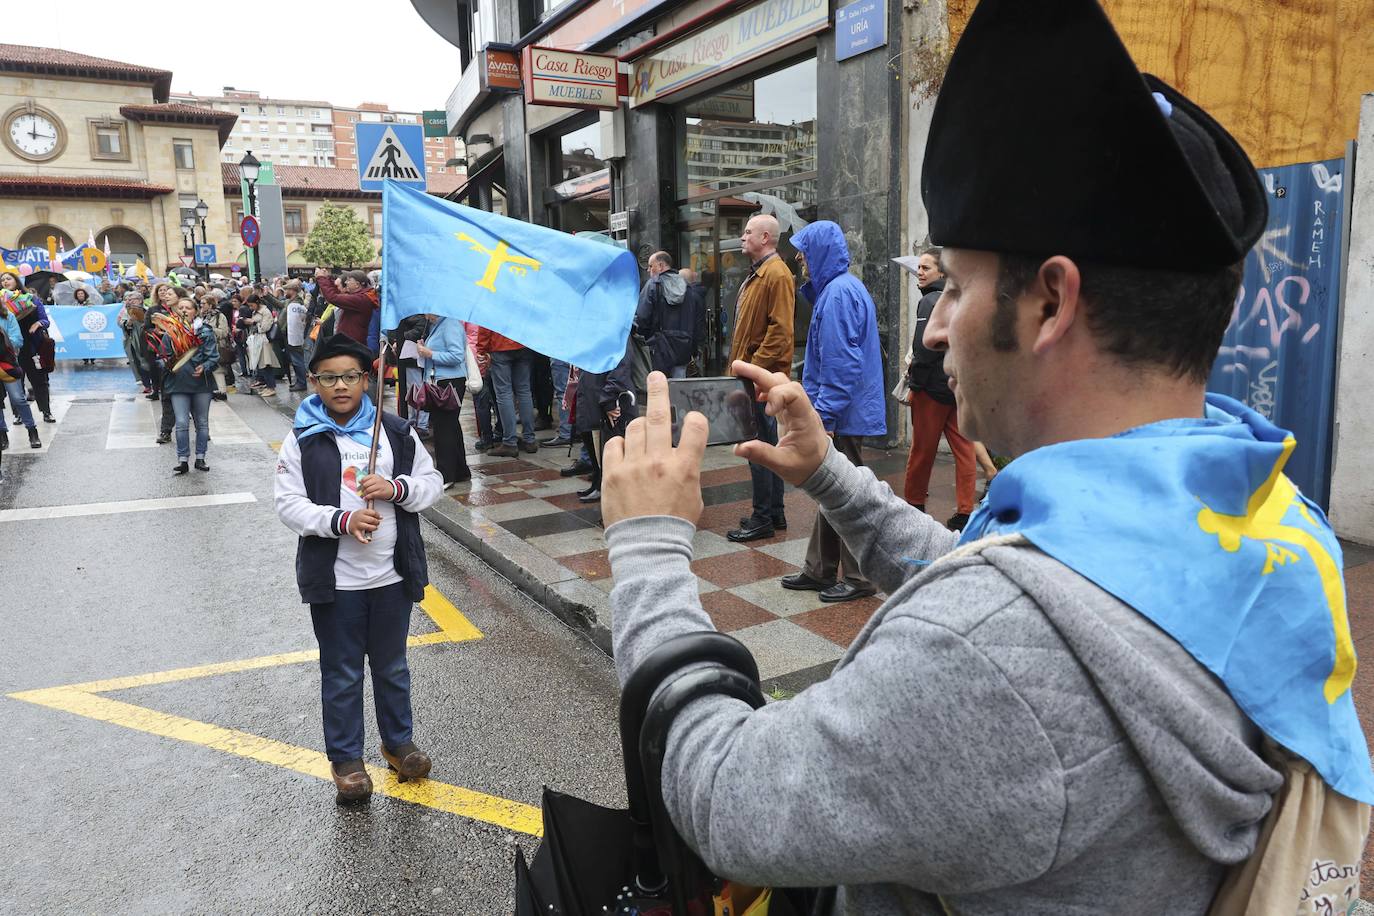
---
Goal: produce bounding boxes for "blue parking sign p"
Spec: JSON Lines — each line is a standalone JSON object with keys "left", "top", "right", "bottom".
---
{"left": 194, "top": 243, "right": 216, "bottom": 265}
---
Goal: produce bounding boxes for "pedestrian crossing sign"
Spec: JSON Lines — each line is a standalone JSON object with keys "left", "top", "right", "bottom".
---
{"left": 355, "top": 123, "right": 427, "bottom": 191}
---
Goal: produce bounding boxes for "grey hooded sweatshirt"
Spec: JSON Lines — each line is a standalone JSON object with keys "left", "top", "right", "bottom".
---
{"left": 606, "top": 447, "right": 1283, "bottom": 914}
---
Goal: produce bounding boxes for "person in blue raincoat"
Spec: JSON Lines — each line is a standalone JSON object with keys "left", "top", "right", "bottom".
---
{"left": 780, "top": 219, "right": 887, "bottom": 604}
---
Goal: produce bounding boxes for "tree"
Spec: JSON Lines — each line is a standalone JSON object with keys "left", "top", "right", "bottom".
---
{"left": 300, "top": 201, "right": 374, "bottom": 268}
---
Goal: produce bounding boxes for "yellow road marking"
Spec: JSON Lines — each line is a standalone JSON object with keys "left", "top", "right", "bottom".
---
{"left": 6, "top": 587, "right": 544, "bottom": 836}
{"left": 268, "top": 440, "right": 282, "bottom": 451}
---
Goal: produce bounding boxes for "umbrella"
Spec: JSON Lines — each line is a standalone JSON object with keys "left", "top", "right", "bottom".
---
{"left": 63, "top": 269, "right": 93, "bottom": 281}
{"left": 21, "top": 269, "right": 68, "bottom": 302}
{"left": 514, "top": 632, "right": 828, "bottom": 916}
{"left": 209, "top": 273, "right": 227, "bottom": 281}
{"left": 50, "top": 279, "right": 99, "bottom": 305}
{"left": 170, "top": 266, "right": 199, "bottom": 279}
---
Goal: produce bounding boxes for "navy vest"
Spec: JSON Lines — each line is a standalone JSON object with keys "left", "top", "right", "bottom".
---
{"left": 293, "top": 412, "right": 428, "bottom": 604}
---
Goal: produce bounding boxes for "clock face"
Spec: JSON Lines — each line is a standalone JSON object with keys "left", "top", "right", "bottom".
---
{"left": 8, "top": 112, "right": 60, "bottom": 159}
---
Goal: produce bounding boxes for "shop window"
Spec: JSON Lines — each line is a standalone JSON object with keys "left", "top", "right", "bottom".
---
{"left": 544, "top": 116, "right": 609, "bottom": 233}
{"left": 678, "top": 57, "right": 816, "bottom": 198}
{"left": 88, "top": 119, "right": 128, "bottom": 161}
{"left": 674, "top": 57, "right": 819, "bottom": 374}
{"left": 173, "top": 139, "right": 195, "bottom": 169}
{"left": 284, "top": 208, "right": 305, "bottom": 234}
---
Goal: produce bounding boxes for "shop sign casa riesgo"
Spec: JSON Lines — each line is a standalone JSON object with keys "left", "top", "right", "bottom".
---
{"left": 522, "top": 46, "right": 620, "bottom": 109}
{"left": 630, "top": 0, "right": 829, "bottom": 107}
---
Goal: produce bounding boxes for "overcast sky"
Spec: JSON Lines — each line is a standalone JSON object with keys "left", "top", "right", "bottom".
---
{"left": 8, "top": 0, "right": 463, "bottom": 113}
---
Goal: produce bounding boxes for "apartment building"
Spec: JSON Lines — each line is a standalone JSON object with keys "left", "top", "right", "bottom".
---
{"left": 171, "top": 88, "right": 335, "bottom": 167}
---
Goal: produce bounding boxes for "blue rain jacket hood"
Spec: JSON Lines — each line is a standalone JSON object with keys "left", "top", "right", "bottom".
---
{"left": 793, "top": 221, "right": 887, "bottom": 437}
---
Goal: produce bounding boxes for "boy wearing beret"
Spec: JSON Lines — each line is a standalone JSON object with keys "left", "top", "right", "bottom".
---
{"left": 274, "top": 333, "right": 444, "bottom": 803}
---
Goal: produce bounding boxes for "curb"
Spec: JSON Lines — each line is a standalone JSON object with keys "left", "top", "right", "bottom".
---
{"left": 258, "top": 391, "right": 615, "bottom": 653}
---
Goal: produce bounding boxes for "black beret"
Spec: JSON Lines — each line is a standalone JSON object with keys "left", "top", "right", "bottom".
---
{"left": 921, "top": 0, "right": 1266, "bottom": 271}
{"left": 308, "top": 333, "right": 374, "bottom": 372}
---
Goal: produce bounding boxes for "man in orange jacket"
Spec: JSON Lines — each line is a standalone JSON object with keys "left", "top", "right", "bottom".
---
{"left": 727, "top": 213, "right": 795, "bottom": 542}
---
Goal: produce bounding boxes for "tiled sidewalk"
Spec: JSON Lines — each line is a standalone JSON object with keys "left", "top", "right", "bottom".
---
{"left": 430, "top": 410, "right": 973, "bottom": 688}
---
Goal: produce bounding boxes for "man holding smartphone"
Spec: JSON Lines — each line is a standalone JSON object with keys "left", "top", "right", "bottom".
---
{"left": 593, "top": 0, "right": 1372, "bottom": 908}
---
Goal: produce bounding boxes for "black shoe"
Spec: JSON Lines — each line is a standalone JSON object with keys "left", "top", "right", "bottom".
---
{"left": 194, "top": 459, "right": 210, "bottom": 472}
{"left": 534, "top": 416, "right": 552, "bottom": 432}
{"left": 0, "top": 430, "right": 6, "bottom": 450}
{"left": 519, "top": 439, "right": 538, "bottom": 454}
{"left": 156, "top": 433, "right": 171, "bottom": 445}
{"left": 946, "top": 512, "right": 970, "bottom": 531}
{"left": 819, "top": 582, "right": 877, "bottom": 603}
{"left": 578, "top": 487, "right": 601, "bottom": 503}
{"left": 541, "top": 435, "right": 573, "bottom": 448}
{"left": 560, "top": 459, "right": 594, "bottom": 478}
{"left": 211, "top": 392, "right": 228, "bottom": 401}
{"left": 41, "top": 413, "right": 54, "bottom": 423}
{"left": 740, "top": 514, "right": 788, "bottom": 531}
{"left": 727, "top": 517, "right": 775, "bottom": 543}
{"left": 27, "top": 427, "right": 40, "bottom": 448}
{"left": 173, "top": 461, "right": 189, "bottom": 475}
{"left": 781, "top": 572, "right": 835, "bottom": 592}
{"left": 145, "top": 392, "right": 159, "bottom": 400}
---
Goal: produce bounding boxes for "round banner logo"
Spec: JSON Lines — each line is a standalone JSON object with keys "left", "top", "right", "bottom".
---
{"left": 81, "top": 311, "right": 108, "bottom": 333}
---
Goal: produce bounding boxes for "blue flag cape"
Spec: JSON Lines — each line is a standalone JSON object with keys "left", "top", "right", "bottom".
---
{"left": 293, "top": 393, "right": 376, "bottom": 449}
{"left": 960, "top": 394, "right": 1373, "bottom": 803}
{"left": 380, "top": 179, "right": 639, "bottom": 373}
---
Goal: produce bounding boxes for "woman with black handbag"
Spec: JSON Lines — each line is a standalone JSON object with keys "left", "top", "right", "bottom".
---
{"left": 415, "top": 316, "right": 471, "bottom": 488}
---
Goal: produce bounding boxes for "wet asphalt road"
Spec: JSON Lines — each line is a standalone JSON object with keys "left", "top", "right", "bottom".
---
{"left": 0, "top": 363, "right": 624, "bottom": 914}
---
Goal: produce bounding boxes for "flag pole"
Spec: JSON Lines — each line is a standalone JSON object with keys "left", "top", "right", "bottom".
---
{"left": 363, "top": 339, "right": 389, "bottom": 544}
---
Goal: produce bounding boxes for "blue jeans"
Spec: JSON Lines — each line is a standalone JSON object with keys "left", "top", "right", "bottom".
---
{"left": 170, "top": 391, "right": 211, "bottom": 460}
{"left": 0, "top": 378, "right": 35, "bottom": 430}
{"left": 489, "top": 348, "right": 536, "bottom": 446}
{"left": 286, "top": 345, "right": 307, "bottom": 388}
{"left": 309, "top": 582, "right": 414, "bottom": 762}
{"left": 255, "top": 365, "right": 277, "bottom": 391}
{"left": 749, "top": 402, "right": 785, "bottom": 521}
{"left": 550, "top": 358, "right": 572, "bottom": 440}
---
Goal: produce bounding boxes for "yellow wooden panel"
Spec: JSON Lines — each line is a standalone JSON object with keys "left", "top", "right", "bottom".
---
{"left": 944, "top": 0, "right": 1374, "bottom": 166}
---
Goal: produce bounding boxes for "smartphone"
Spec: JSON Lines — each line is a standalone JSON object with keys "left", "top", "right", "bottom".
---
{"left": 668, "top": 377, "right": 760, "bottom": 447}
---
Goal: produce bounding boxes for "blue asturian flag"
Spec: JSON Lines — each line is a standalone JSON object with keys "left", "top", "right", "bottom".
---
{"left": 960, "top": 394, "right": 1374, "bottom": 803}
{"left": 380, "top": 180, "right": 639, "bottom": 373}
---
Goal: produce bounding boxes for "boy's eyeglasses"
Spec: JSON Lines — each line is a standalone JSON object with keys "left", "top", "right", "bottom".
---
{"left": 310, "top": 370, "right": 367, "bottom": 388}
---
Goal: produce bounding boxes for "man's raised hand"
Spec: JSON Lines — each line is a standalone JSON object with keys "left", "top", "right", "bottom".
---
{"left": 731, "top": 360, "right": 831, "bottom": 486}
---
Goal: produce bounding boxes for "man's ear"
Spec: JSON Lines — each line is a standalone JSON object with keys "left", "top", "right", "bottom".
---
{"left": 1030, "top": 256, "right": 1082, "bottom": 356}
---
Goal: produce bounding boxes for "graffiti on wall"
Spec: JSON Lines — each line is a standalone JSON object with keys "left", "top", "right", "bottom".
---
{"left": 1208, "top": 158, "right": 1345, "bottom": 508}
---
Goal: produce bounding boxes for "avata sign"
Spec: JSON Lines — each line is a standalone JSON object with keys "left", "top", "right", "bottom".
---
{"left": 521, "top": 46, "right": 619, "bottom": 110}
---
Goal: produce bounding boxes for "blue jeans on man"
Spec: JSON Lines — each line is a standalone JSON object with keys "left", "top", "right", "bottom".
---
{"left": 170, "top": 391, "right": 211, "bottom": 460}
{"left": 309, "top": 582, "right": 414, "bottom": 762}
{"left": 489, "top": 348, "right": 536, "bottom": 446}
{"left": 286, "top": 345, "right": 308, "bottom": 389}
{"left": 550, "top": 358, "right": 572, "bottom": 441}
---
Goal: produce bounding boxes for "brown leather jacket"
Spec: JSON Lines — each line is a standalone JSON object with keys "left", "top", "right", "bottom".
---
{"left": 728, "top": 252, "right": 795, "bottom": 375}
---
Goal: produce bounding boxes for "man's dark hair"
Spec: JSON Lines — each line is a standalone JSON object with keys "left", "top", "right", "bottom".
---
{"left": 995, "top": 254, "right": 1243, "bottom": 381}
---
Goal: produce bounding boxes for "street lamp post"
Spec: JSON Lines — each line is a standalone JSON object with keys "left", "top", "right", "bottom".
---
{"left": 181, "top": 216, "right": 196, "bottom": 277}
{"left": 239, "top": 151, "right": 261, "bottom": 283}
{"left": 195, "top": 198, "right": 210, "bottom": 283}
